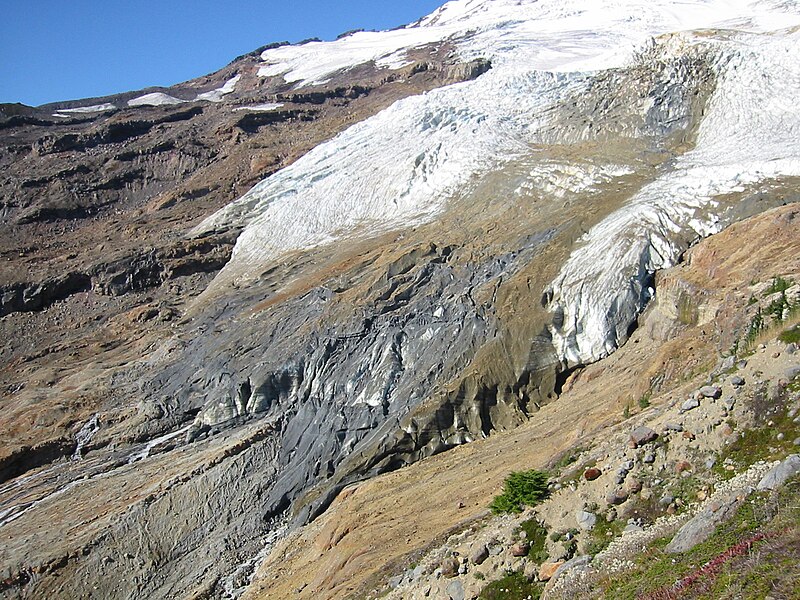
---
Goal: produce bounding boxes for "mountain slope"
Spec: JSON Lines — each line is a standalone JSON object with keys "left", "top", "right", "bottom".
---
{"left": 1, "top": 1, "right": 800, "bottom": 599}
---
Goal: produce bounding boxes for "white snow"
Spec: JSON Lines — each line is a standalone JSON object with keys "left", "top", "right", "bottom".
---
{"left": 548, "top": 27, "right": 800, "bottom": 365}
{"left": 128, "top": 92, "right": 186, "bottom": 107}
{"left": 195, "top": 68, "right": 588, "bottom": 288}
{"left": 55, "top": 103, "right": 117, "bottom": 114}
{"left": 199, "top": 0, "right": 800, "bottom": 367}
{"left": 233, "top": 103, "right": 285, "bottom": 112}
{"left": 257, "top": 0, "right": 800, "bottom": 87}
{"left": 127, "top": 424, "right": 193, "bottom": 463}
{"left": 197, "top": 74, "right": 241, "bottom": 102}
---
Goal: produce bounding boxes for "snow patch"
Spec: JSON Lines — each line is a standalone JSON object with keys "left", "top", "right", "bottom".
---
{"left": 55, "top": 103, "right": 117, "bottom": 115}
{"left": 197, "top": 74, "right": 241, "bottom": 102}
{"left": 233, "top": 103, "right": 285, "bottom": 112}
{"left": 128, "top": 92, "right": 186, "bottom": 107}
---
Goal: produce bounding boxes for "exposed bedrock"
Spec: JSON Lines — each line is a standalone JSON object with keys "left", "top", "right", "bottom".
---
{"left": 137, "top": 232, "right": 563, "bottom": 529}
{"left": 0, "top": 272, "right": 91, "bottom": 317}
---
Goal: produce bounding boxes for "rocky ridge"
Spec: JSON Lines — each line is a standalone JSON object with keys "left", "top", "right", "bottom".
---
{"left": 381, "top": 335, "right": 800, "bottom": 599}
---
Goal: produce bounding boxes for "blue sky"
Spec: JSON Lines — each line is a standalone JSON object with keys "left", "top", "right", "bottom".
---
{"left": 0, "top": 1, "right": 444, "bottom": 107}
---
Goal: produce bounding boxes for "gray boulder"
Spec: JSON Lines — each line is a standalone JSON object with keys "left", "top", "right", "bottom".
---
{"left": 576, "top": 510, "right": 597, "bottom": 531}
{"left": 630, "top": 426, "right": 658, "bottom": 447}
{"left": 551, "top": 555, "right": 592, "bottom": 582}
{"left": 665, "top": 491, "right": 749, "bottom": 553}
{"left": 680, "top": 398, "right": 700, "bottom": 412}
{"left": 446, "top": 579, "right": 465, "bottom": 600}
{"left": 698, "top": 385, "right": 722, "bottom": 399}
{"left": 757, "top": 455, "right": 800, "bottom": 491}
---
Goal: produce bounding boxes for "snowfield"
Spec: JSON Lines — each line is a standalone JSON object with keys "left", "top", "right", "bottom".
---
{"left": 128, "top": 92, "right": 186, "bottom": 107}
{"left": 197, "top": 0, "right": 800, "bottom": 366}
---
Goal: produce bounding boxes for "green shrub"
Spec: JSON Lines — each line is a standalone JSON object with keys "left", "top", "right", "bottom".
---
{"left": 519, "top": 518, "right": 549, "bottom": 562}
{"left": 490, "top": 470, "right": 550, "bottom": 514}
{"left": 479, "top": 571, "right": 543, "bottom": 600}
{"left": 766, "top": 293, "right": 791, "bottom": 322}
{"left": 747, "top": 309, "right": 765, "bottom": 343}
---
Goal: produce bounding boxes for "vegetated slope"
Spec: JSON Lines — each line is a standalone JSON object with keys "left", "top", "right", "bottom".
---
{"left": 1, "top": 1, "right": 800, "bottom": 599}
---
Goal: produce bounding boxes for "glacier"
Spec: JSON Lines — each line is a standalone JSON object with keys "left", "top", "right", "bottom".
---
{"left": 548, "top": 27, "right": 800, "bottom": 365}
{"left": 198, "top": 0, "right": 800, "bottom": 369}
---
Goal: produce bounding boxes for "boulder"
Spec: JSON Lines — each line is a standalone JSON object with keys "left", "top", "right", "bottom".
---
{"left": 576, "top": 510, "right": 597, "bottom": 531}
{"left": 680, "top": 398, "right": 700, "bottom": 412}
{"left": 666, "top": 491, "right": 748, "bottom": 553}
{"left": 584, "top": 467, "right": 602, "bottom": 481}
{"left": 659, "top": 494, "right": 675, "bottom": 507}
{"left": 698, "top": 385, "right": 722, "bottom": 399}
{"left": 606, "top": 488, "right": 629, "bottom": 505}
{"left": 629, "top": 426, "right": 658, "bottom": 447}
{"left": 730, "top": 375, "right": 745, "bottom": 387}
{"left": 549, "top": 556, "right": 592, "bottom": 583}
{"left": 757, "top": 455, "right": 800, "bottom": 491}
{"left": 469, "top": 544, "right": 489, "bottom": 565}
{"left": 446, "top": 579, "right": 465, "bottom": 600}
{"left": 510, "top": 541, "right": 530, "bottom": 557}
{"left": 626, "top": 478, "right": 642, "bottom": 494}
{"left": 440, "top": 556, "right": 460, "bottom": 578}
